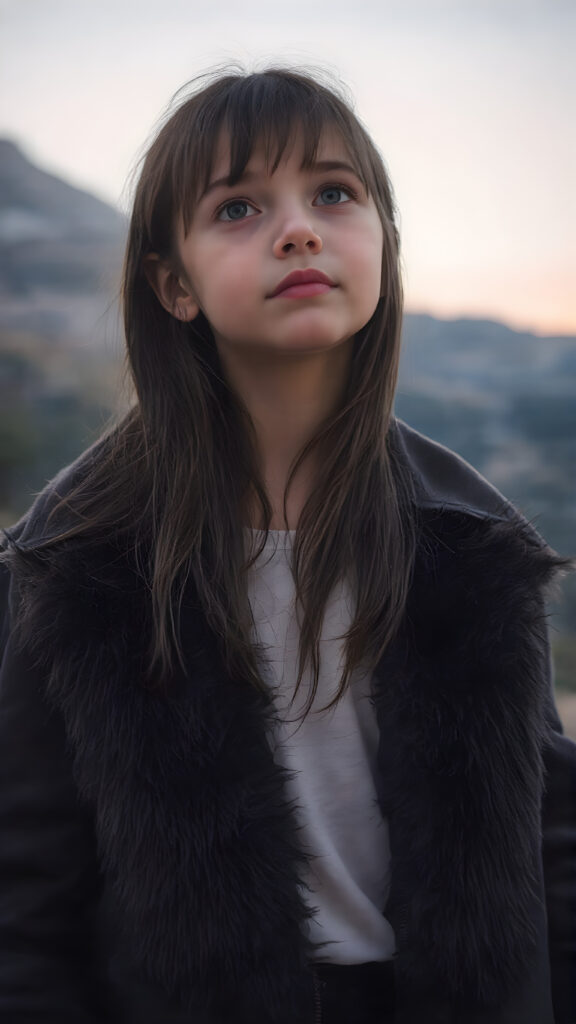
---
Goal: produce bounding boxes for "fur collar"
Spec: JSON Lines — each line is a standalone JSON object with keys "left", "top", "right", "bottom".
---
{"left": 3, "top": 504, "right": 563, "bottom": 1021}
{"left": 373, "top": 510, "right": 559, "bottom": 1018}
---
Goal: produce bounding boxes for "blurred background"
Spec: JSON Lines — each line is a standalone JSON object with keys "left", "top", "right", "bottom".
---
{"left": 0, "top": 0, "right": 574, "bottom": 723}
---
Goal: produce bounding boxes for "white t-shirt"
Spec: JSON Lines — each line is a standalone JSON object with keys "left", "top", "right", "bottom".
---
{"left": 245, "top": 529, "right": 395, "bottom": 964}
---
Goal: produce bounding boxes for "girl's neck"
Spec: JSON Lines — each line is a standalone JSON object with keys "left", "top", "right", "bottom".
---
{"left": 218, "top": 340, "right": 353, "bottom": 530}
{"left": 244, "top": 461, "right": 318, "bottom": 531}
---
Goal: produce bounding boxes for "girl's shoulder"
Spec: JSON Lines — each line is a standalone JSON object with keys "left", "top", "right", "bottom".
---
{"left": 0, "top": 434, "right": 139, "bottom": 654}
{"left": 1, "top": 432, "right": 118, "bottom": 556}
{"left": 393, "top": 417, "right": 526, "bottom": 527}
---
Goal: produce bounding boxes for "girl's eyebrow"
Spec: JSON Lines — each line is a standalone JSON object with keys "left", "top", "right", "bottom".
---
{"left": 201, "top": 160, "right": 361, "bottom": 200}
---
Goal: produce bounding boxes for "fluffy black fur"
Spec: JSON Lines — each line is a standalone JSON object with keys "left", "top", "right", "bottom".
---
{"left": 1, "top": 506, "right": 568, "bottom": 1023}
{"left": 374, "top": 513, "right": 561, "bottom": 1015}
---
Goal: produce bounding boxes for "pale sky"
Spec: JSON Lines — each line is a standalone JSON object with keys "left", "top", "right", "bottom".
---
{"left": 0, "top": 0, "right": 574, "bottom": 335}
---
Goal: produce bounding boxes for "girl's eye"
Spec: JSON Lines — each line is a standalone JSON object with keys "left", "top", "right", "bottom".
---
{"left": 315, "top": 185, "right": 355, "bottom": 206}
{"left": 217, "top": 200, "right": 258, "bottom": 222}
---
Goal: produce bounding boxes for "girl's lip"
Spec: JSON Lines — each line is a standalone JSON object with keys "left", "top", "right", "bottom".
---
{"left": 275, "top": 282, "right": 332, "bottom": 299}
{"left": 269, "top": 269, "right": 335, "bottom": 298}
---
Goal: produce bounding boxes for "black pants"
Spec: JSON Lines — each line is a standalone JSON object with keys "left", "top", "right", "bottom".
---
{"left": 312, "top": 960, "right": 396, "bottom": 1023}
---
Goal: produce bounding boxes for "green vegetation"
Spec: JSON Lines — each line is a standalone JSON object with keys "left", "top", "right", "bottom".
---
{"left": 0, "top": 332, "right": 115, "bottom": 521}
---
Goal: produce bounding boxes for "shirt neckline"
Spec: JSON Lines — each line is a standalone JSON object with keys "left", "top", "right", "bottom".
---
{"left": 245, "top": 527, "right": 295, "bottom": 548}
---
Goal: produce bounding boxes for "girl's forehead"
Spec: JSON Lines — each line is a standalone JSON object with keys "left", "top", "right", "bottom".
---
{"left": 206, "top": 126, "right": 357, "bottom": 185}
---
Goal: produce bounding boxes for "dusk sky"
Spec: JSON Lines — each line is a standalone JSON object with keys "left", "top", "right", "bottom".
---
{"left": 0, "top": 0, "right": 574, "bottom": 335}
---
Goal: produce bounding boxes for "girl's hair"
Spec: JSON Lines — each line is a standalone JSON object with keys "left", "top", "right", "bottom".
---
{"left": 49, "top": 66, "right": 417, "bottom": 718}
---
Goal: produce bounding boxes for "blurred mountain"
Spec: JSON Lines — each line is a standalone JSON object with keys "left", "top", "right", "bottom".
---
{"left": 400, "top": 314, "right": 576, "bottom": 397}
{"left": 0, "top": 138, "right": 123, "bottom": 241}
{"left": 396, "top": 314, "right": 575, "bottom": 564}
{"left": 0, "top": 138, "right": 126, "bottom": 342}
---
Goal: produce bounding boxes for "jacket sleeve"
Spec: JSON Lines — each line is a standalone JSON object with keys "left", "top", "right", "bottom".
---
{"left": 0, "top": 561, "right": 104, "bottom": 1023}
{"left": 542, "top": 641, "right": 576, "bottom": 1024}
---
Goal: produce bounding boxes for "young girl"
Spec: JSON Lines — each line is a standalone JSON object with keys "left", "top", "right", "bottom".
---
{"left": 0, "top": 67, "right": 574, "bottom": 1024}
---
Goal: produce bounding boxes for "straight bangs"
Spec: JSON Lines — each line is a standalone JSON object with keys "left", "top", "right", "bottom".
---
{"left": 141, "top": 69, "right": 394, "bottom": 252}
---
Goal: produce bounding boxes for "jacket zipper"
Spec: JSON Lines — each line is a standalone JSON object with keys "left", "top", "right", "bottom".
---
{"left": 312, "top": 969, "right": 323, "bottom": 1023}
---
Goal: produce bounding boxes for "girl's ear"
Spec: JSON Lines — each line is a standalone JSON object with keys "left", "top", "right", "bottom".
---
{"left": 143, "top": 254, "right": 199, "bottom": 321}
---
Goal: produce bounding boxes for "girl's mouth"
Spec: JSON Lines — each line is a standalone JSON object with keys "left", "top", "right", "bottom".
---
{"left": 269, "top": 269, "right": 335, "bottom": 299}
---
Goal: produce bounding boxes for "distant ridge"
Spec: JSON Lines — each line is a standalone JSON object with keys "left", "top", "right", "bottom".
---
{"left": 0, "top": 139, "right": 124, "bottom": 238}
{"left": 0, "top": 138, "right": 125, "bottom": 299}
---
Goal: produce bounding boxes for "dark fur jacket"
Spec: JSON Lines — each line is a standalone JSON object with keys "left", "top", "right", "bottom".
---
{"left": 0, "top": 420, "right": 575, "bottom": 1024}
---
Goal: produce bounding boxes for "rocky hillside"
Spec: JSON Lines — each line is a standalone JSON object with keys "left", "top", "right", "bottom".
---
{"left": 0, "top": 139, "right": 126, "bottom": 342}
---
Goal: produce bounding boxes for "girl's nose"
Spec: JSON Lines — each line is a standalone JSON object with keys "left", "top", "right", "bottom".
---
{"left": 272, "top": 217, "right": 323, "bottom": 258}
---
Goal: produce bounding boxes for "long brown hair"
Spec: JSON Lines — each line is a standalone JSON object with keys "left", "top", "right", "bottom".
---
{"left": 49, "top": 66, "right": 417, "bottom": 717}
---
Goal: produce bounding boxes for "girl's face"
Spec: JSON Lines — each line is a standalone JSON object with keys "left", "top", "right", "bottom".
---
{"left": 162, "top": 129, "right": 383, "bottom": 362}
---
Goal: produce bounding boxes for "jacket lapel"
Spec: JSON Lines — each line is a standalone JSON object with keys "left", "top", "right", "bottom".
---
{"left": 15, "top": 541, "right": 317, "bottom": 1021}
{"left": 373, "top": 509, "right": 559, "bottom": 1018}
